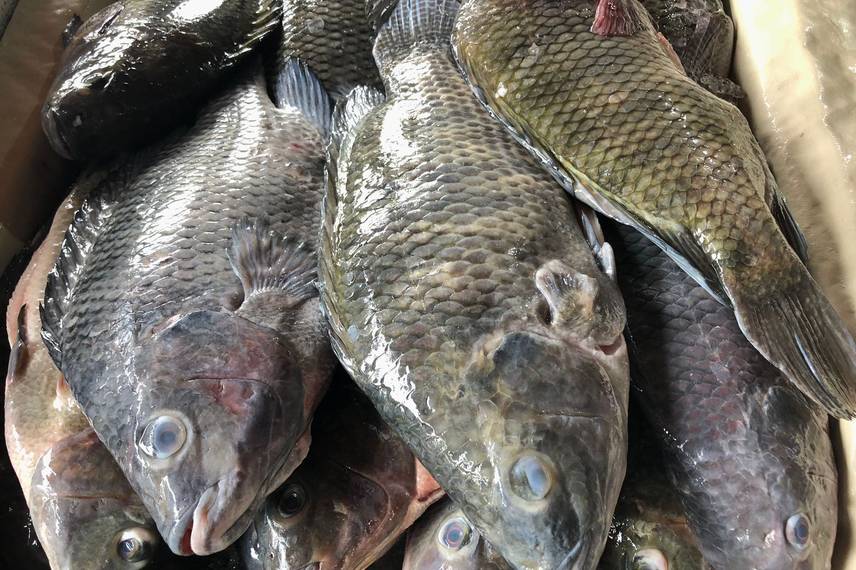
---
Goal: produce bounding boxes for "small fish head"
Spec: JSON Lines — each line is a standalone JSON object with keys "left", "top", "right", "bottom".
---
{"left": 464, "top": 322, "right": 629, "bottom": 569}
{"left": 29, "top": 429, "right": 161, "bottom": 570}
{"left": 127, "top": 311, "right": 306, "bottom": 556}
{"left": 601, "top": 511, "right": 710, "bottom": 569}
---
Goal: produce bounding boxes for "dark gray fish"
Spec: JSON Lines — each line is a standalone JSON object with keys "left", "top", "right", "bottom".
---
{"left": 319, "top": 0, "right": 630, "bottom": 567}
{"left": 241, "top": 379, "right": 443, "bottom": 570}
{"left": 403, "top": 500, "right": 511, "bottom": 570}
{"left": 276, "top": 0, "right": 382, "bottom": 100}
{"left": 40, "top": 59, "right": 335, "bottom": 556}
{"left": 42, "top": 0, "right": 281, "bottom": 160}
{"left": 609, "top": 223, "right": 837, "bottom": 569}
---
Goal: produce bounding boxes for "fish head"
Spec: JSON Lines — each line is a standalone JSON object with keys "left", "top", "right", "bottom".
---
{"left": 126, "top": 311, "right": 308, "bottom": 556}
{"left": 29, "top": 429, "right": 161, "bottom": 570}
{"left": 402, "top": 501, "right": 510, "bottom": 569}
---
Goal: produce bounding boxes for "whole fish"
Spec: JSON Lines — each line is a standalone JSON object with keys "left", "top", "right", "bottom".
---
{"left": 599, "top": 412, "right": 709, "bottom": 570}
{"left": 242, "top": 380, "right": 443, "bottom": 570}
{"left": 5, "top": 188, "right": 162, "bottom": 570}
{"left": 277, "top": 0, "right": 382, "bottom": 100}
{"left": 402, "top": 501, "right": 511, "bottom": 570}
{"left": 40, "top": 59, "right": 335, "bottom": 555}
{"left": 42, "top": 0, "right": 281, "bottom": 160}
{"left": 638, "top": 0, "right": 740, "bottom": 100}
{"left": 319, "top": 0, "right": 630, "bottom": 567}
{"left": 452, "top": 0, "right": 856, "bottom": 419}
{"left": 610, "top": 223, "right": 838, "bottom": 569}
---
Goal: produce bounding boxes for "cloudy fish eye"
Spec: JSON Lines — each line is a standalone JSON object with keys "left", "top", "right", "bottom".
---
{"left": 139, "top": 415, "right": 187, "bottom": 459}
{"left": 632, "top": 548, "right": 669, "bottom": 570}
{"left": 439, "top": 517, "right": 471, "bottom": 551}
{"left": 509, "top": 452, "right": 552, "bottom": 501}
{"left": 115, "top": 527, "right": 157, "bottom": 568}
{"left": 785, "top": 513, "right": 811, "bottom": 550}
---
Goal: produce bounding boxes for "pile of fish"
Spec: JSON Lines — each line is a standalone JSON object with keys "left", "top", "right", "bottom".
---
{"left": 0, "top": 0, "right": 851, "bottom": 568}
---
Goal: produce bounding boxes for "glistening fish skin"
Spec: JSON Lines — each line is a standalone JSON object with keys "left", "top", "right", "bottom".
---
{"left": 403, "top": 501, "right": 511, "bottom": 570}
{"left": 242, "top": 380, "right": 443, "bottom": 570}
{"left": 610, "top": 223, "right": 837, "bottom": 570}
{"left": 5, "top": 189, "right": 161, "bottom": 570}
{"left": 277, "top": 0, "right": 382, "bottom": 100}
{"left": 41, "top": 60, "right": 335, "bottom": 556}
{"left": 452, "top": 0, "right": 856, "bottom": 419}
{"left": 319, "top": 1, "right": 630, "bottom": 568}
{"left": 42, "top": 0, "right": 280, "bottom": 160}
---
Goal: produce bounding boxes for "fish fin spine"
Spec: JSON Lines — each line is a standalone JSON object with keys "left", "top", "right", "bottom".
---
{"left": 373, "top": 0, "right": 460, "bottom": 75}
{"left": 272, "top": 58, "right": 333, "bottom": 139}
{"left": 591, "top": 0, "right": 648, "bottom": 37}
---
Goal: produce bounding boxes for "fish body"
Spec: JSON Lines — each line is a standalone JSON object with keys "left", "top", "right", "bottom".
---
{"left": 41, "top": 60, "right": 335, "bottom": 555}
{"left": 319, "top": 1, "right": 630, "bottom": 568}
{"left": 610, "top": 223, "right": 837, "bottom": 569}
{"left": 242, "top": 380, "right": 443, "bottom": 570}
{"left": 403, "top": 501, "right": 511, "bottom": 570}
{"left": 5, "top": 189, "right": 161, "bottom": 570}
{"left": 452, "top": 0, "right": 856, "bottom": 419}
{"left": 277, "top": 0, "right": 382, "bottom": 99}
{"left": 42, "top": 0, "right": 280, "bottom": 160}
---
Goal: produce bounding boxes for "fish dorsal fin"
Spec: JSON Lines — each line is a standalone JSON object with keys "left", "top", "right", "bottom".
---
{"left": 591, "top": 0, "right": 650, "bottom": 37}
{"left": 227, "top": 218, "right": 316, "bottom": 307}
{"left": 271, "top": 58, "right": 333, "bottom": 140}
{"left": 373, "top": 0, "right": 460, "bottom": 76}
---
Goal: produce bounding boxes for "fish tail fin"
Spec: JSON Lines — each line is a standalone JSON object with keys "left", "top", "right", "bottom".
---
{"left": 591, "top": 0, "right": 650, "bottom": 37}
{"left": 373, "top": 0, "right": 460, "bottom": 76}
{"left": 227, "top": 217, "right": 317, "bottom": 307}
{"left": 731, "top": 259, "right": 856, "bottom": 419}
{"left": 271, "top": 57, "right": 332, "bottom": 139}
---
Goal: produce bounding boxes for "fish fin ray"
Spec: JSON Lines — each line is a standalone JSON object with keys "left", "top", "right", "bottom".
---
{"left": 230, "top": 0, "right": 281, "bottom": 57}
{"left": 227, "top": 218, "right": 316, "bottom": 305}
{"left": 576, "top": 204, "right": 617, "bottom": 281}
{"left": 592, "top": 0, "right": 649, "bottom": 37}
{"left": 272, "top": 58, "right": 332, "bottom": 139}
{"left": 373, "top": 0, "right": 460, "bottom": 76}
{"left": 761, "top": 161, "right": 809, "bottom": 263}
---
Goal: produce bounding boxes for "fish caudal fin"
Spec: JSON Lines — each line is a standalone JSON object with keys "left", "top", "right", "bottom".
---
{"left": 227, "top": 218, "right": 317, "bottom": 308}
{"left": 591, "top": 0, "right": 649, "bottom": 37}
{"left": 732, "top": 263, "right": 856, "bottom": 419}
{"left": 272, "top": 58, "right": 332, "bottom": 140}
{"left": 373, "top": 0, "right": 460, "bottom": 76}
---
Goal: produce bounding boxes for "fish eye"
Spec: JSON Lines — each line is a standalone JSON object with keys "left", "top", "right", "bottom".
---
{"left": 632, "top": 548, "right": 669, "bottom": 570}
{"left": 115, "top": 527, "right": 157, "bottom": 568}
{"left": 438, "top": 517, "right": 471, "bottom": 551}
{"left": 785, "top": 513, "right": 811, "bottom": 550}
{"left": 277, "top": 483, "right": 307, "bottom": 518}
{"left": 509, "top": 452, "right": 553, "bottom": 501}
{"left": 139, "top": 415, "right": 187, "bottom": 459}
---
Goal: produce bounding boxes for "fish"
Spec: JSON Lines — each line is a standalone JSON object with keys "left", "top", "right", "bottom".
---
{"left": 598, "top": 411, "right": 710, "bottom": 570}
{"left": 40, "top": 58, "right": 335, "bottom": 556}
{"left": 609, "top": 222, "right": 838, "bottom": 569}
{"left": 42, "top": 0, "right": 281, "bottom": 160}
{"left": 5, "top": 188, "right": 162, "bottom": 570}
{"left": 638, "top": 0, "right": 741, "bottom": 101}
{"left": 451, "top": 0, "right": 856, "bottom": 419}
{"left": 242, "top": 379, "right": 443, "bottom": 570}
{"left": 319, "top": 0, "right": 630, "bottom": 567}
{"left": 276, "top": 0, "right": 382, "bottom": 100}
{"left": 402, "top": 500, "right": 511, "bottom": 570}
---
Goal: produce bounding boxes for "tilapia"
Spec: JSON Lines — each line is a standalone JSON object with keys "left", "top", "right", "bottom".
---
{"left": 319, "top": 1, "right": 630, "bottom": 567}
{"left": 610, "top": 223, "right": 837, "bottom": 569}
{"left": 242, "top": 380, "right": 443, "bottom": 570}
{"left": 402, "top": 501, "right": 511, "bottom": 570}
{"left": 5, "top": 189, "right": 161, "bottom": 570}
{"left": 276, "top": 0, "right": 382, "bottom": 100}
{"left": 40, "top": 59, "right": 335, "bottom": 555}
{"left": 452, "top": 0, "right": 856, "bottom": 419}
{"left": 42, "top": 0, "right": 281, "bottom": 160}
{"left": 638, "top": 0, "right": 740, "bottom": 100}
{"left": 599, "top": 412, "right": 709, "bottom": 570}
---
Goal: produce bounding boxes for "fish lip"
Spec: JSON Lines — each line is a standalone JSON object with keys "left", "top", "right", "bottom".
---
{"left": 41, "top": 105, "right": 74, "bottom": 160}
{"left": 166, "top": 503, "right": 196, "bottom": 556}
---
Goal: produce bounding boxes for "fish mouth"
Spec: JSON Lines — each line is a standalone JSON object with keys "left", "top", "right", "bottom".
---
{"left": 166, "top": 478, "right": 245, "bottom": 556}
{"left": 41, "top": 105, "right": 74, "bottom": 160}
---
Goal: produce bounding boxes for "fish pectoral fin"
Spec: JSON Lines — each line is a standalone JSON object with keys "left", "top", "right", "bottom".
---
{"left": 227, "top": 218, "right": 317, "bottom": 307}
{"left": 61, "top": 14, "right": 83, "bottom": 48}
{"left": 591, "top": 0, "right": 650, "bottom": 37}
{"left": 576, "top": 204, "right": 617, "bottom": 281}
{"left": 272, "top": 58, "right": 332, "bottom": 140}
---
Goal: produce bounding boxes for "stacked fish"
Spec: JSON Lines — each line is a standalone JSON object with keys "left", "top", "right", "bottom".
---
{"left": 1, "top": 0, "right": 850, "bottom": 568}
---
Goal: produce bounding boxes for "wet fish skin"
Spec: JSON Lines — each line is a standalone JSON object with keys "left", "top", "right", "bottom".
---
{"left": 452, "top": 0, "right": 856, "bottom": 419}
{"left": 41, "top": 59, "right": 335, "bottom": 556}
{"left": 277, "top": 0, "right": 382, "bottom": 100}
{"left": 242, "top": 380, "right": 443, "bottom": 570}
{"left": 403, "top": 500, "right": 511, "bottom": 570}
{"left": 5, "top": 189, "right": 162, "bottom": 570}
{"left": 320, "top": 1, "right": 630, "bottom": 568}
{"left": 609, "top": 223, "right": 837, "bottom": 569}
{"left": 42, "top": 0, "right": 280, "bottom": 160}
